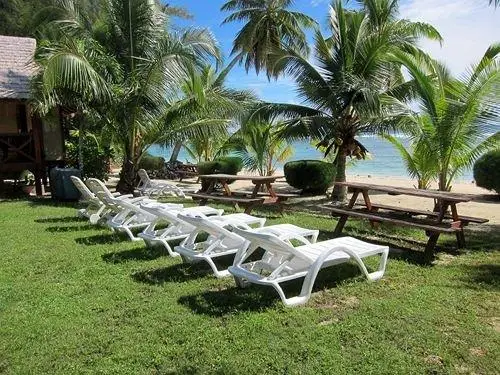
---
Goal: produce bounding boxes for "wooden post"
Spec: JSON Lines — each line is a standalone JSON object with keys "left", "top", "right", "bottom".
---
{"left": 31, "top": 111, "right": 44, "bottom": 196}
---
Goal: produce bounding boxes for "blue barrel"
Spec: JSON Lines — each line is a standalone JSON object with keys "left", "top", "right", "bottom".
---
{"left": 50, "top": 168, "right": 82, "bottom": 201}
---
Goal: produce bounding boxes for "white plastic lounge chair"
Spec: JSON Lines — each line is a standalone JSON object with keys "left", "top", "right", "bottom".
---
{"left": 70, "top": 176, "right": 134, "bottom": 223}
{"left": 174, "top": 215, "right": 318, "bottom": 278}
{"left": 137, "top": 169, "right": 185, "bottom": 198}
{"left": 228, "top": 230, "right": 389, "bottom": 307}
{"left": 86, "top": 178, "right": 181, "bottom": 241}
{"left": 138, "top": 202, "right": 224, "bottom": 256}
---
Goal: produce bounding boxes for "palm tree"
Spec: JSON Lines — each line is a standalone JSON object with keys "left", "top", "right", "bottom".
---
{"left": 230, "top": 120, "right": 293, "bottom": 176}
{"left": 163, "top": 60, "right": 256, "bottom": 164}
{"left": 254, "top": 0, "right": 442, "bottom": 200}
{"left": 34, "top": 0, "right": 237, "bottom": 192}
{"left": 221, "top": 0, "right": 317, "bottom": 77}
{"left": 383, "top": 135, "right": 436, "bottom": 189}
{"left": 391, "top": 44, "right": 500, "bottom": 192}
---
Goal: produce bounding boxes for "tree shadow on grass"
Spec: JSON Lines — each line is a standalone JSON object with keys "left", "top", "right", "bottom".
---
{"left": 103, "top": 246, "right": 170, "bottom": 264}
{"left": 35, "top": 216, "right": 85, "bottom": 224}
{"left": 177, "top": 263, "right": 362, "bottom": 317}
{"left": 28, "top": 198, "right": 79, "bottom": 209}
{"left": 75, "top": 233, "right": 125, "bottom": 246}
{"left": 460, "top": 264, "right": 500, "bottom": 291}
{"left": 131, "top": 262, "right": 213, "bottom": 284}
{"left": 46, "top": 224, "right": 96, "bottom": 233}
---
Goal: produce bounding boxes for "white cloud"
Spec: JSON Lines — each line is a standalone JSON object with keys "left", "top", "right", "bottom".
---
{"left": 400, "top": 0, "right": 500, "bottom": 75}
{"left": 311, "top": 0, "right": 327, "bottom": 7}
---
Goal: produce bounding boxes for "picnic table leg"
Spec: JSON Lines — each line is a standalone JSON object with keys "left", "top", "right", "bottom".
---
{"left": 265, "top": 182, "right": 277, "bottom": 198}
{"left": 222, "top": 179, "right": 232, "bottom": 196}
{"left": 424, "top": 232, "right": 440, "bottom": 263}
{"left": 361, "top": 189, "right": 380, "bottom": 228}
{"left": 334, "top": 190, "right": 360, "bottom": 235}
{"left": 450, "top": 203, "right": 466, "bottom": 248}
{"left": 251, "top": 183, "right": 262, "bottom": 198}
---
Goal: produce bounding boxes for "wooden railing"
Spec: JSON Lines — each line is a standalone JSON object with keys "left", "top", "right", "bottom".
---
{"left": 0, "top": 133, "right": 36, "bottom": 164}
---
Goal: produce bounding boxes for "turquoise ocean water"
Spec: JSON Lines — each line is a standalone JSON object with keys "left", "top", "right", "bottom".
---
{"left": 148, "top": 136, "right": 474, "bottom": 181}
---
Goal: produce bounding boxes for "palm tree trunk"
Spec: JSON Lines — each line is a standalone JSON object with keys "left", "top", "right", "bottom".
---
{"left": 169, "top": 141, "right": 183, "bottom": 163}
{"left": 116, "top": 148, "right": 137, "bottom": 194}
{"left": 331, "top": 148, "right": 347, "bottom": 202}
{"left": 77, "top": 117, "right": 84, "bottom": 172}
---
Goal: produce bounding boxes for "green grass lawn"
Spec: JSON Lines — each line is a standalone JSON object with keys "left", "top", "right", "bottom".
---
{"left": 0, "top": 199, "right": 499, "bottom": 374}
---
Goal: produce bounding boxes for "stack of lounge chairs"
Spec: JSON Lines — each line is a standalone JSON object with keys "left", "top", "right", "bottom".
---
{"left": 71, "top": 175, "right": 389, "bottom": 307}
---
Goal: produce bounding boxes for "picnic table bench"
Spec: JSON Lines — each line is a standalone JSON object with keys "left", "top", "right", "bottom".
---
{"left": 323, "top": 181, "right": 488, "bottom": 261}
{"left": 187, "top": 174, "right": 294, "bottom": 213}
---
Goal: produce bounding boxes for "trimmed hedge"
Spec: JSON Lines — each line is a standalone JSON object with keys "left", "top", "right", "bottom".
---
{"left": 139, "top": 153, "right": 165, "bottom": 172}
{"left": 284, "top": 160, "right": 336, "bottom": 194}
{"left": 198, "top": 157, "right": 243, "bottom": 191}
{"left": 474, "top": 150, "right": 500, "bottom": 194}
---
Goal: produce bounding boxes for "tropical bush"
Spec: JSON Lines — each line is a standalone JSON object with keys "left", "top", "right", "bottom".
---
{"left": 284, "top": 160, "right": 335, "bottom": 195}
{"left": 65, "top": 134, "right": 112, "bottom": 180}
{"left": 138, "top": 153, "right": 165, "bottom": 172}
{"left": 474, "top": 150, "right": 500, "bottom": 194}
{"left": 198, "top": 157, "right": 243, "bottom": 190}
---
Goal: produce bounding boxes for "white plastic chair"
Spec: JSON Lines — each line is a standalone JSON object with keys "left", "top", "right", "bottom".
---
{"left": 175, "top": 219, "right": 319, "bottom": 278}
{"left": 138, "top": 202, "right": 224, "bottom": 256}
{"left": 174, "top": 212, "right": 267, "bottom": 277}
{"left": 86, "top": 178, "right": 181, "bottom": 241}
{"left": 70, "top": 176, "right": 106, "bottom": 220}
{"left": 137, "top": 169, "right": 185, "bottom": 198}
{"left": 228, "top": 229, "right": 389, "bottom": 307}
{"left": 70, "top": 176, "right": 134, "bottom": 223}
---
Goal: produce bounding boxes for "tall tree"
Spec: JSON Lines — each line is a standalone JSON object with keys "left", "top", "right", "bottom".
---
{"left": 221, "top": 0, "right": 317, "bottom": 77}
{"left": 33, "top": 0, "right": 233, "bottom": 192}
{"left": 254, "top": 0, "right": 442, "bottom": 200}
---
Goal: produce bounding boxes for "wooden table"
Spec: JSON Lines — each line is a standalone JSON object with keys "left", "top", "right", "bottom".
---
{"left": 187, "top": 174, "right": 289, "bottom": 213}
{"left": 323, "top": 181, "right": 488, "bottom": 261}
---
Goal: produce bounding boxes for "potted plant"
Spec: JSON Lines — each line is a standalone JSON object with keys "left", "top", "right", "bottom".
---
{"left": 19, "top": 170, "right": 35, "bottom": 195}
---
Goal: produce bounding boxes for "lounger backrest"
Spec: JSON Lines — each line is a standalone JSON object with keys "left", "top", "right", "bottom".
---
{"left": 86, "top": 178, "right": 116, "bottom": 205}
{"left": 140, "top": 203, "right": 184, "bottom": 225}
{"left": 70, "top": 176, "right": 95, "bottom": 201}
{"left": 113, "top": 197, "right": 156, "bottom": 221}
{"left": 232, "top": 227, "right": 315, "bottom": 264}
{"left": 177, "top": 213, "right": 245, "bottom": 245}
{"left": 137, "top": 169, "right": 151, "bottom": 189}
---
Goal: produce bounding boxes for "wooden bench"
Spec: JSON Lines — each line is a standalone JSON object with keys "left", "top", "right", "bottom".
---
{"left": 232, "top": 190, "right": 301, "bottom": 202}
{"left": 187, "top": 193, "right": 265, "bottom": 214}
{"left": 326, "top": 206, "right": 461, "bottom": 233}
{"left": 354, "top": 203, "right": 489, "bottom": 225}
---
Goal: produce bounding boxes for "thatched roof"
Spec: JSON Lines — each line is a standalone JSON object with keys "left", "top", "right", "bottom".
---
{"left": 0, "top": 35, "right": 37, "bottom": 100}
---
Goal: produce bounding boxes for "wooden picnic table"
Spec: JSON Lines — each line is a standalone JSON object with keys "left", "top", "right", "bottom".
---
{"left": 323, "top": 181, "right": 488, "bottom": 261}
{"left": 187, "top": 174, "right": 292, "bottom": 213}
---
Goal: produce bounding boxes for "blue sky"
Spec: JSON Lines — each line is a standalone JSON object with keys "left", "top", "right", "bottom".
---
{"left": 167, "top": 0, "right": 500, "bottom": 103}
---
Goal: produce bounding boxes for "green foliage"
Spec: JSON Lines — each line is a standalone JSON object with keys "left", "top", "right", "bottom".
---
{"left": 0, "top": 0, "right": 52, "bottom": 36}
{"left": 33, "top": 0, "right": 255, "bottom": 193}
{"left": 138, "top": 153, "right": 165, "bottom": 172}
{"left": 198, "top": 157, "right": 243, "bottom": 190}
{"left": 392, "top": 43, "right": 500, "bottom": 191}
{"left": 474, "top": 150, "right": 500, "bottom": 194}
{"left": 65, "top": 133, "right": 112, "bottom": 180}
{"left": 221, "top": 0, "right": 317, "bottom": 77}
{"left": 230, "top": 120, "right": 293, "bottom": 176}
{"left": 284, "top": 160, "right": 336, "bottom": 194}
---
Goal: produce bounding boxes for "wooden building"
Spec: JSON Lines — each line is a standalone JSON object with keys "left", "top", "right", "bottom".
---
{"left": 0, "top": 35, "right": 64, "bottom": 195}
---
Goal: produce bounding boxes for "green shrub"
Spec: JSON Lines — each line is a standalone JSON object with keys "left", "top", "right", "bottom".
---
{"left": 65, "top": 135, "right": 113, "bottom": 180}
{"left": 474, "top": 150, "right": 500, "bottom": 194}
{"left": 198, "top": 157, "right": 243, "bottom": 190}
{"left": 284, "top": 160, "right": 336, "bottom": 194}
{"left": 138, "top": 153, "right": 165, "bottom": 172}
